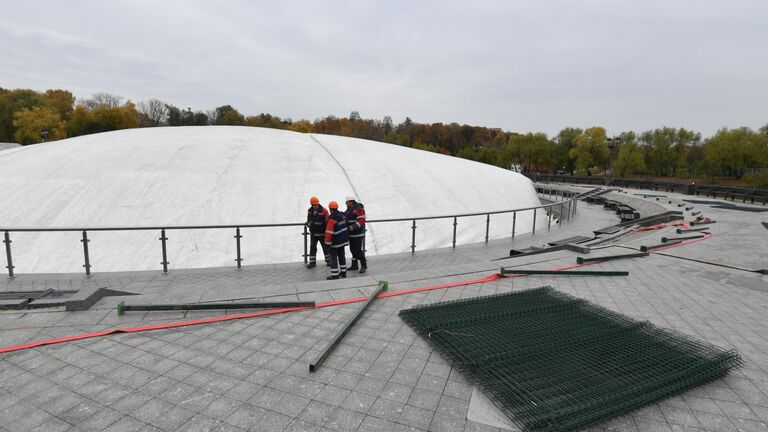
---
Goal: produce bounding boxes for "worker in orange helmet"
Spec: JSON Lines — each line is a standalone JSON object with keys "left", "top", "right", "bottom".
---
{"left": 344, "top": 195, "right": 367, "bottom": 273}
{"left": 306, "top": 196, "right": 330, "bottom": 269}
{"left": 324, "top": 201, "right": 349, "bottom": 279}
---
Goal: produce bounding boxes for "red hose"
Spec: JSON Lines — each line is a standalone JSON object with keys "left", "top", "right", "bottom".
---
{"left": 0, "top": 271, "right": 535, "bottom": 354}
{"left": 0, "top": 245, "right": 704, "bottom": 354}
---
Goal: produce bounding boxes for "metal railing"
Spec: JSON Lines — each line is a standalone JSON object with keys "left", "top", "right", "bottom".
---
{"left": 2, "top": 188, "right": 584, "bottom": 278}
{"left": 532, "top": 174, "right": 768, "bottom": 204}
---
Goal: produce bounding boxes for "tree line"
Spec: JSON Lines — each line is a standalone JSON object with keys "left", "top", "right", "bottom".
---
{"left": 2, "top": 87, "right": 767, "bottom": 186}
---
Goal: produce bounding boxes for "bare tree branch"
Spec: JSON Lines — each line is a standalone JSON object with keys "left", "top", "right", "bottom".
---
{"left": 137, "top": 99, "right": 169, "bottom": 126}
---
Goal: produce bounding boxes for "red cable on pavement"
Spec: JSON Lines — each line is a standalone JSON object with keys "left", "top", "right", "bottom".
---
{"left": 0, "top": 306, "right": 312, "bottom": 354}
{"left": 0, "top": 271, "right": 533, "bottom": 354}
{"left": 0, "top": 241, "right": 707, "bottom": 355}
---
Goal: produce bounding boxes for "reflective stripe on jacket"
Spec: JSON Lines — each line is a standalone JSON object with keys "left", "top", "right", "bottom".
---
{"left": 307, "top": 205, "right": 329, "bottom": 237}
{"left": 345, "top": 201, "right": 366, "bottom": 238}
{"left": 324, "top": 211, "right": 349, "bottom": 248}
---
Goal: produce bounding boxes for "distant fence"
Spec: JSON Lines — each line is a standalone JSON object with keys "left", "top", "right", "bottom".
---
{"left": 2, "top": 188, "right": 584, "bottom": 278}
{"left": 530, "top": 174, "right": 768, "bottom": 205}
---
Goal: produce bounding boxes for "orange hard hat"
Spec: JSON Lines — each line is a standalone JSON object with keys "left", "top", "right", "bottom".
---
{"left": 310, "top": 196, "right": 319, "bottom": 205}
{"left": 329, "top": 201, "right": 339, "bottom": 209}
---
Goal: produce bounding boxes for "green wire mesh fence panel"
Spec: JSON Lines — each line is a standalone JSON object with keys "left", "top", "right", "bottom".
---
{"left": 399, "top": 286, "right": 742, "bottom": 432}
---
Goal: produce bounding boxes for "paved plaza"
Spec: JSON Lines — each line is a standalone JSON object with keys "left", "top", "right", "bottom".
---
{"left": 1, "top": 186, "right": 767, "bottom": 431}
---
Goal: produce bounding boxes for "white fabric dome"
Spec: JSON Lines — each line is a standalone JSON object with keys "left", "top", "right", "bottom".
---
{"left": 0, "top": 126, "right": 542, "bottom": 273}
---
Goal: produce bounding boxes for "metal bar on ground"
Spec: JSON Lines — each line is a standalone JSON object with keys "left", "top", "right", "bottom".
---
{"left": 18, "top": 289, "right": 55, "bottom": 309}
{"left": 661, "top": 234, "right": 706, "bottom": 242}
{"left": 500, "top": 268, "right": 629, "bottom": 276}
{"left": 532, "top": 208, "right": 537, "bottom": 234}
{"left": 641, "top": 241, "right": 681, "bottom": 252}
{"left": 411, "top": 219, "right": 416, "bottom": 253}
{"left": 309, "top": 280, "right": 388, "bottom": 372}
{"left": 676, "top": 227, "right": 710, "bottom": 234}
{"left": 690, "top": 220, "right": 716, "bottom": 226}
{"left": 576, "top": 252, "right": 649, "bottom": 264}
{"left": 303, "top": 225, "right": 308, "bottom": 264}
{"left": 117, "top": 300, "right": 316, "bottom": 315}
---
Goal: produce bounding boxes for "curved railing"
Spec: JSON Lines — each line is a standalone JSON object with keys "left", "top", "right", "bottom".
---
{"left": 531, "top": 174, "right": 768, "bottom": 204}
{"left": 2, "top": 188, "right": 587, "bottom": 278}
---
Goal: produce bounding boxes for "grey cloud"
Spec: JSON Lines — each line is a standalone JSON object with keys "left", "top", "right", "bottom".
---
{"left": 1, "top": 0, "right": 766, "bottom": 136}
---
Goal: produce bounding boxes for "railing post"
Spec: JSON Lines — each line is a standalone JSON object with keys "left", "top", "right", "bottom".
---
{"left": 532, "top": 208, "right": 537, "bottom": 234}
{"left": 411, "top": 219, "right": 417, "bottom": 254}
{"left": 3, "top": 231, "right": 14, "bottom": 278}
{"left": 81, "top": 230, "right": 91, "bottom": 277}
{"left": 547, "top": 208, "right": 552, "bottom": 231}
{"left": 303, "top": 225, "right": 308, "bottom": 264}
{"left": 485, "top": 214, "right": 490, "bottom": 243}
{"left": 512, "top": 211, "right": 516, "bottom": 239}
{"left": 452, "top": 217, "right": 457, "bottom": 249}
{"left": 234, "top": 227, "right": 243, "bottom": 270}
{"left": 159, "top": 229, "right": 169, "bottom": 274}
{"left": 559, "top": 202, "right": 564, "bottom": 225}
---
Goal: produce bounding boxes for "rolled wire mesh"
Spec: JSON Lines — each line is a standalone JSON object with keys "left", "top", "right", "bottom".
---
{"left": 399, "top": 286, "right": 743, "bottom": 432}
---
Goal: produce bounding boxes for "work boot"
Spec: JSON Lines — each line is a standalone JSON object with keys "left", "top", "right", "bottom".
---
{"left": 349, "top": 262, "right": 359, "bottom": 271}
{"left": 359, "top": 265, "right": 367, "bottom": 274}
{"left": 326, "top": 275, "right": 339, "bottom": 280}
{"left": 340, "top": 272, "right": 347, "bottom": 279}
{"left": 306, "top": 262, "right": 316, "bottom": 269}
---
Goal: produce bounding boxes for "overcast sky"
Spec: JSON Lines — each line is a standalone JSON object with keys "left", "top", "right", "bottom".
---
{"left": 1, "top": 0, "right": 766, "bottom": 137}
